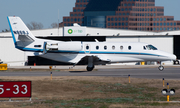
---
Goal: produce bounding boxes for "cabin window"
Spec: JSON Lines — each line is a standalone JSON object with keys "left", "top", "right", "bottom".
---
{"left": 86, "top": 46, "right": 89, "bottom": 50}
{"left": 128, "top": 46, "right": 132, "bottom": 50}
{"left": 120, "top": 46, "right": 123, "bottom": 50}
{"left": 146, "top": 45, "right": 158, "bottom": 50}
{"left": 112, "top": 46, "right": 115, "bottom": 50}
{"left": 104, "top": 46, "right": 107, "bottom": 50}
{"left": 96, "top": 46, "right": 99, "bottom": 50}
{"left": 34, "top": 45, "right": 41, "bottom": 47}
{"left": 144, "top": 46, "right": 146, "bottom": 50}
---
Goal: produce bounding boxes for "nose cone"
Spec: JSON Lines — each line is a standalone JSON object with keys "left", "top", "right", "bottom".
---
{"left": 158, "top": 51, "right": 177, "bottom": 61}
{"left": 169, "top": 54, "right": 177, "bottom": 61}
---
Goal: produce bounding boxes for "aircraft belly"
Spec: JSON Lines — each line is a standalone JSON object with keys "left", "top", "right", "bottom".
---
{"left": 105, "top": 54, "right": 144, "bottom": 62}
{"left": 91, "top": 54, "right": 160, "bottom": 63}
{"left": 157, "top": 56, "right": 171, "bottom": 61}
{"left": 37, "top": 52, "right": 168, "bottom": 64}
{"left": 39, "top": 53, "right": 79, "bottom": 63}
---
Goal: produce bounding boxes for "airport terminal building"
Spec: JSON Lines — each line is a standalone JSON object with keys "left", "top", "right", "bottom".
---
{"left": 0, "top": 0, "right": 180, "bottom": 66}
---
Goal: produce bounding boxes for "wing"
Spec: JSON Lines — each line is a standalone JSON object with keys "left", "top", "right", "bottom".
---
{"left": 77, "top": 55, "right": 111, "bottom": 65}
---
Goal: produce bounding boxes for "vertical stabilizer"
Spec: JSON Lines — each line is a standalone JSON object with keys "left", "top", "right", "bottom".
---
{"left": 7, "top": 16, "right": 36, "bottom": 48}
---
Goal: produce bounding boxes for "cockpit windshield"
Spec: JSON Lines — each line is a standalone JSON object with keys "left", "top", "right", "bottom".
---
{"left": 146, "top": 45, "right": 158, "bottom": 50}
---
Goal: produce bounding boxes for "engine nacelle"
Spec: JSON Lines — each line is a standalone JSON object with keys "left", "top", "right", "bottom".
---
{"left": 46, "top": 43, "right": 58, "bottom": 51}
{"left": 58, "top": 42, "right": 82, "bottom": 51}
{"left": 43, "top": 42, "right": 82, "bottom": 53}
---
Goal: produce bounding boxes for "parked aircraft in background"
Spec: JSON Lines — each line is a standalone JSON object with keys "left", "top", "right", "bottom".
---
{"left": 7, "top": 16, "right": 176, "bottom": 71}
{"left": 0, "top": 59, "right": 3, "bottom": 64}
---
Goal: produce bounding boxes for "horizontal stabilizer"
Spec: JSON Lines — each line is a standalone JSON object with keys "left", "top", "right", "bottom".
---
{"left": 18, "top": 35, "right": 34, "bottom": 42}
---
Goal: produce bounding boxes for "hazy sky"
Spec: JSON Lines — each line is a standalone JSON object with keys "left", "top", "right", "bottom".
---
{"left": 0, "top": 0, "right": 180, "bottom": 32}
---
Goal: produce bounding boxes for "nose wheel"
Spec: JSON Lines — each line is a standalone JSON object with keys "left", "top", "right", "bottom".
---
{"left": 174, "top": 60, "right": 179, "bottom": 65}
{"left": 158, "top": 65, "right": 164, "bottom": 71}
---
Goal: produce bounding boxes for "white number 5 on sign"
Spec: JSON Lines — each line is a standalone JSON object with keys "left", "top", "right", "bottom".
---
{"left": 0, "top": 85, "right": 4, "bottom": 94}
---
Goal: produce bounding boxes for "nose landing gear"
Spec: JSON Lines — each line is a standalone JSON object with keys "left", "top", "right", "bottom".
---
{"left": 158, "top": 65, "right": 164, "bottom": 71}
{"left": 174, "top": 60, "right": 179, "bottom": 65}
{"left": 158, "top": 61, "right": 164, "bottom": 71}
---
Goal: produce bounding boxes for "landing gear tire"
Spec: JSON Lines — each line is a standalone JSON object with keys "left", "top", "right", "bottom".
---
{"left": 174, "top": 60, "right": 179, "bottom": 65}
{"left": 158, "top": 66, "right": 164, "bottom": 71}
{"left": 86, "top": 66, "right": 94, "bottom": 71}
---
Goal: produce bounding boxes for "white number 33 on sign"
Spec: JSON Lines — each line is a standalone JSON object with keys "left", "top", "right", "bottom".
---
{"left": 13, "top": 85, "right": 28, "bottom": 94}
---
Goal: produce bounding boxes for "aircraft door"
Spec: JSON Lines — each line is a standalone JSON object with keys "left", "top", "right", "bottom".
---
{"left": 85, "top": 44, "right": 91, "bottom": 54}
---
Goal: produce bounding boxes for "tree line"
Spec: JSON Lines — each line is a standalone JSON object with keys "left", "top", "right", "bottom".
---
{"left": 1, "top": 22, "right": 59, "bottom": 32}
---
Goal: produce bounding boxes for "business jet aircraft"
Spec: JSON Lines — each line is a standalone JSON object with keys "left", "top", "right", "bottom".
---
{"left": 7, "top": 16, "right": 176, "bottom": 71}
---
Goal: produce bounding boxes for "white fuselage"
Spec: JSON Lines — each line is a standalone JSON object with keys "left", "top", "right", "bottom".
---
{"left": 35, "top": 41, "right": 176, "bottom": 64}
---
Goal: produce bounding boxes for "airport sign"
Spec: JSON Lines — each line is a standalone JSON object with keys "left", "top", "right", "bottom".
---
{"left": 0, "top": 81, "right": 31, "bottom": 98}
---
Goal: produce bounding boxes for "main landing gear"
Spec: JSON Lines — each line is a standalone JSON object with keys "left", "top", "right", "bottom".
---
{"left": 87, "top": 65, "right": 94, "bottom": 71}
{"left": 158, "top": 61, "right": 164, "bottom": 71}
{"left": 86, "top": 56, "right": 95, "bottom": 71}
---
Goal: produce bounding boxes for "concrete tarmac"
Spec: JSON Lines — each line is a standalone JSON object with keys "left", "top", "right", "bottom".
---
{"left": 1, "top": 65, "right": 180, "bottom": 80}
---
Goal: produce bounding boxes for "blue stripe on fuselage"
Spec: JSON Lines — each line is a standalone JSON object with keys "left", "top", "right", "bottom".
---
{"left": 16, "top": 46, "right": 43, "bottom": 52}
{"left": 16, "top": 47, "right": 162, "bottom": 57}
